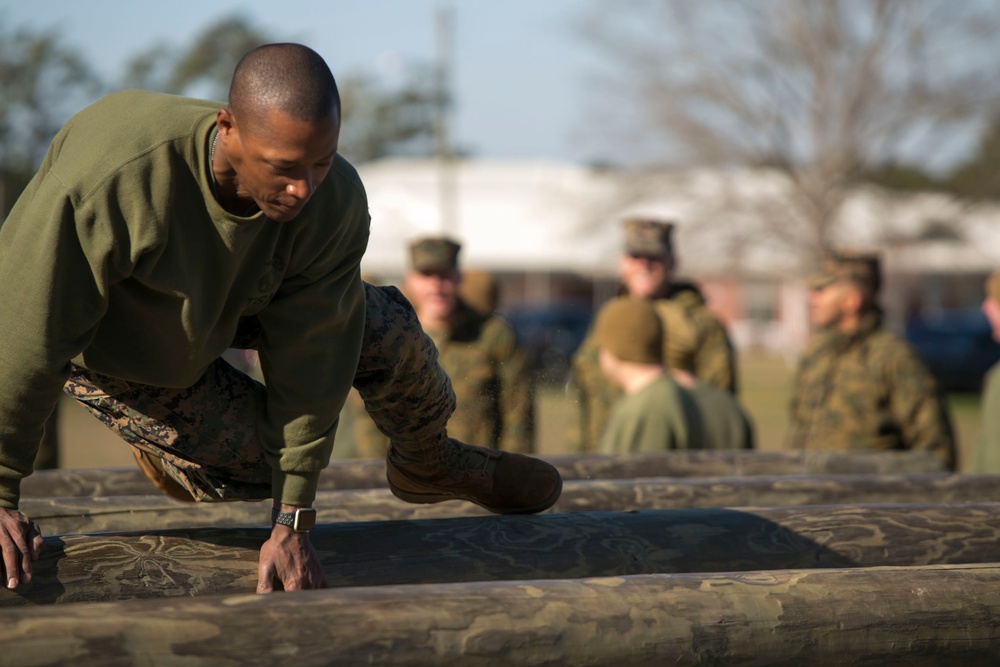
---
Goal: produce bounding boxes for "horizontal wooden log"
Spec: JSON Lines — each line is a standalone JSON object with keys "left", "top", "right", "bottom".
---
{"left": 4, "top": 503, "right": 1000, "bottom": 607}
{"left": 1, "top": 564, "right": 999, "bottom": 666}
{"left": 23, "top": 472, "right": 1000, "bottom": 535}
{"left": 20, "top": 449, "right": 946, "bottom": 498}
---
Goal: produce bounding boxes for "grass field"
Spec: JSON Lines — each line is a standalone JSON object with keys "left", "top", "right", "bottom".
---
{"left": 54, "top": 351, "right": 984, "bottom": 472}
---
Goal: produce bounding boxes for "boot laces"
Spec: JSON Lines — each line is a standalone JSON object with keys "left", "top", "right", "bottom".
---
{"left": 438, "top": 439, "right": 493, "bottom": 478}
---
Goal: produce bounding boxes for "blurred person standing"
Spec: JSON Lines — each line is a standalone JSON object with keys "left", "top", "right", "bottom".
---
{"left": 352, "top": 236, "right": 535, "bottom": 456}
{"left": 570, "top": 217, "right": 737, "bottom": 451}
{"left": 971, "top": 268, "right": 1000, "bottom": 472}
{"left": 594, "top": 297, "right": 751, "bottom": 453}
{"left": 457, "top": 268, "right": 499, "bottom": 317}
{"left": 786, "top": 251, "right": 956, "bottom": 470}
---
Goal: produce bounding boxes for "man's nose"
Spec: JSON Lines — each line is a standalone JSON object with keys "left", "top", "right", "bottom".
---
{"left": 286, "top": 175, "right": 314, "bottom": 200}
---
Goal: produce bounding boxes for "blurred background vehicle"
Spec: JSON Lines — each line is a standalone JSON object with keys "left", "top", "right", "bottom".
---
{"left": 905, "top": 308, "right": 1000, "bottom": 393}
{"left": 502, "top": 301, "right": 593, "bottom": 386}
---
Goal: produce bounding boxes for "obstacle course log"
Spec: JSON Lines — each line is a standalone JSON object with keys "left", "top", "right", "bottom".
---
{"left": 23, "top": 472, "right": 1000, "bottom": 535}
{"left": 1, "top": 563, "right": 998, "bottom": 666}
{"left": 19, "top": 449, "right": 947, "bottom": 498}
{"left": 5, "top": 503, "right": 1000, "bottom": 606}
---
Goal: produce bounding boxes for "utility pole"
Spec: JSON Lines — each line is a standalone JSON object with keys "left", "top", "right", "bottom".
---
{"left": 435, "top": 4, "right": 458, "bottom": 236}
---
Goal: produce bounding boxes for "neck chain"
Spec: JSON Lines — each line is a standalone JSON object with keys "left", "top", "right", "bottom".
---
{"left": 211, "top": 131, "right": 257, "bottom": 217}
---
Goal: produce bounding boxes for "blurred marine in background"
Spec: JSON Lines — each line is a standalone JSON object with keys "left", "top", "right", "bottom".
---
{"left": 786, "top": 251, "right": 956, "bottom": 470}
{"left": 593, "top": 297, "right": 752, "bottom": 453}
{"left": 352, "top": 236, "right": 535, "bottom": 456}
{"left": 570, "top": 217, "right": 738, "bottom": 452}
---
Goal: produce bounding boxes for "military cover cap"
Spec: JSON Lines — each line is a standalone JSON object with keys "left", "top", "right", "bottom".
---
{"left": 593, "top": 297, "right": 664, "bottom": 364}
{"left": 808, "top": 250, "right": 881, "bottom": 295}
{"left": 409, "top": 236, "right": 462, "bottom": 272}
{"left": 985, "top": 267, "right": 1000, "bottom": 306}
{"left": 622, "top": 217, "right": 675, "bottom": 257}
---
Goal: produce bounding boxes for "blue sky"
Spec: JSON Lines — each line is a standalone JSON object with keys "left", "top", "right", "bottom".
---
{"left": 3, "top": 0, "right": 602, "bottom": 163}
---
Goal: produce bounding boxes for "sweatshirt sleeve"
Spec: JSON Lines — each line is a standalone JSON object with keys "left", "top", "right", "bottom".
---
{"left": 0, "top": 167, "right": 118, "bottom": 508}
{"left": 253, "top": 187, "right": 370, "bottom": 506}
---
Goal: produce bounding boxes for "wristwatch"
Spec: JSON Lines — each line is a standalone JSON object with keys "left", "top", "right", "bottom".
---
{"left": 271, "top": 507, "right": 317, "bottom": 532}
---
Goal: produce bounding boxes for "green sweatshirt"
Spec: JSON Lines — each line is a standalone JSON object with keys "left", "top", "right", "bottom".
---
{"left": 0, "top": 90, "right": 370, "bottom": 507}
{"left": 599, "top": 374, "right": 705, "bottom": 454}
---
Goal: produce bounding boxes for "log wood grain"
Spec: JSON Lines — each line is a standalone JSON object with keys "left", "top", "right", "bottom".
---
{"left": 22, "top": 472, "right": 1000, "bottom": 535}
{"left": 4, "top": 503, "right": 1000, "bottom": 607}
{"left": 0, "top": 564, "right": 998, "bottom": 666}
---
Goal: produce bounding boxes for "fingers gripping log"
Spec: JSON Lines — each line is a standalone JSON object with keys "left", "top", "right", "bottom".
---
{"left": 21, "top": 473, "right": 1000, "bottom": 535}
{"left": 4, "top": 503, "right": 1000, "bottom": 606}
{"left": 1, "top": 564, "right": 999, "bottom": 666}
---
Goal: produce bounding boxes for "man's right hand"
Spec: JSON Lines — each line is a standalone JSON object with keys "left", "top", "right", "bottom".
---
{"left": 0, "top": 507, "right": 44, "bottom": 589}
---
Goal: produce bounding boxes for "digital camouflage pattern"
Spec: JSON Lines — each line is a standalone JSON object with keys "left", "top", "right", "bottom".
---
{"left": 353, "top": 299, "right": 534, "bottom": 457}
{"left": 64, "top": 283, "right": 456, "bottom": 501}
{"left": 622, "top": 217, "right": 674, "bottom": 256}
{"left": 570, "top": 281, "right": 737, "bottom": 452}
{"left": 786, "top": 310, "right": 957, "bottom": 470}
{"left": 408, "top": 236, "right": 461, "bottom": 272}
{"left": 64, "top": 360, "right": 274, "bottom": 502}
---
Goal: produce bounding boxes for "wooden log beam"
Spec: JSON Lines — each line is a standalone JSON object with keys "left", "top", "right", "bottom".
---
{"left": 22, "top": 472, "right": 1000, "bottom": 535}
{"left": 1, "top": 564, "right": 998, "bottom": 666}
{"left": 4, "top": 503, "right": 1000, "bottom": 607}
{"left": 20, "top": 449, "right": 946, "bottom": 498}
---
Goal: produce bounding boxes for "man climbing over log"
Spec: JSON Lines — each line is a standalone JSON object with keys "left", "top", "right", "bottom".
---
{"left": 0, "top": 43, "right": 561, "bottom": 593}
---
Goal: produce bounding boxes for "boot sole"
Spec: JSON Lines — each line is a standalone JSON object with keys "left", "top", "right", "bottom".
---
{"left": 388, "top": 475, "right": 563, "bottom": 515}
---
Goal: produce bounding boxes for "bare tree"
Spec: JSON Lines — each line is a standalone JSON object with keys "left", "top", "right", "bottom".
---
{"left": 337, "top": 68, "right": 439, "bottom": 164}
{"left": 578, "top": 0, "right": 1000, "bottom": 263}
{"left": 0, "top": 25, "right": 100, "bottom": 175}
{"left": 122, "top": 16, "right": 437, "bottom": 165}
{"left": 122, "top": 16, "right": 273, "bottom": 100}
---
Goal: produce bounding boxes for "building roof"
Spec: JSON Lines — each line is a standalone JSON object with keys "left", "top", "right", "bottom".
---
{"left": 356, "top": 157, "right": 1000, "bottom": 279}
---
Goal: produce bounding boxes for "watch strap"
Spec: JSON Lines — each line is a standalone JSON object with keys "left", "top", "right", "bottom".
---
{"left": 271, "top": 507, "right": 317, "bottom": 532}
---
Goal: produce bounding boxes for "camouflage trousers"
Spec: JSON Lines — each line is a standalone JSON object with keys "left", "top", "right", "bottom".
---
{"left": 64, "top": 283, "right": 455, "bottom": 502}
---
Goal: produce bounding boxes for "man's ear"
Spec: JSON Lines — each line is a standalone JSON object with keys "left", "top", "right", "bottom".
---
{"left": 216, "top": 108, "right": 236, "bottom": 138}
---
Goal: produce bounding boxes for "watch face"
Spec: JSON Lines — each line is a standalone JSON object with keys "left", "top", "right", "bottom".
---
{"left": 293, "top": 508, "right": 317, "bottom": 532}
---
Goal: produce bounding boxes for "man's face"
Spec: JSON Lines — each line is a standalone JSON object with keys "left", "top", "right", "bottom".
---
{"left": 221, "top": 107, "right": 339, "bottom": 223}
{"left": 807, "top": 280, "right": 852, "bottom": 330}
{"left": 982, "top": 297, "right": 1000, "bottom": 343}
{"left": 619, "top": 252, "right": 672, "bottom": 299}
{"left": 405, "top": 268, "right": 460, "bottom": 321}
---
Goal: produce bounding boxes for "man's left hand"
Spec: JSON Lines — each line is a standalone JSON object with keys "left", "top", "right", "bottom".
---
{"left": 256, "top": 512, "right": 327, "bottom": 593}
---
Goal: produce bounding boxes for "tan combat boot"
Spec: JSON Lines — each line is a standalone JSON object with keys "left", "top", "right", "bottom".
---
{"left": 386, "top": 435, "right": 562, "bottom": 514}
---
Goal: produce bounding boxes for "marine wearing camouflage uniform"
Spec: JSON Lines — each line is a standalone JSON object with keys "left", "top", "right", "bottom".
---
{"left": 570, "top": 218, "right": 737, "bottom": 452}
{"left": 352, "top": 238, "right": 535, "bottom": 457}
{"left": 785, "top": 252, "right": 956, "bottom": 471}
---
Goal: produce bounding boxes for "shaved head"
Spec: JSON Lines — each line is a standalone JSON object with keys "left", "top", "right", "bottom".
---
{"left": 228, "top": 43, "right": 340, "bottom": 133}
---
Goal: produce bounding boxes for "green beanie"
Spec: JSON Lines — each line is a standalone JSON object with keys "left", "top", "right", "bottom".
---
{"left": 593, "top": 297, "right": 663, "bottom": 364}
